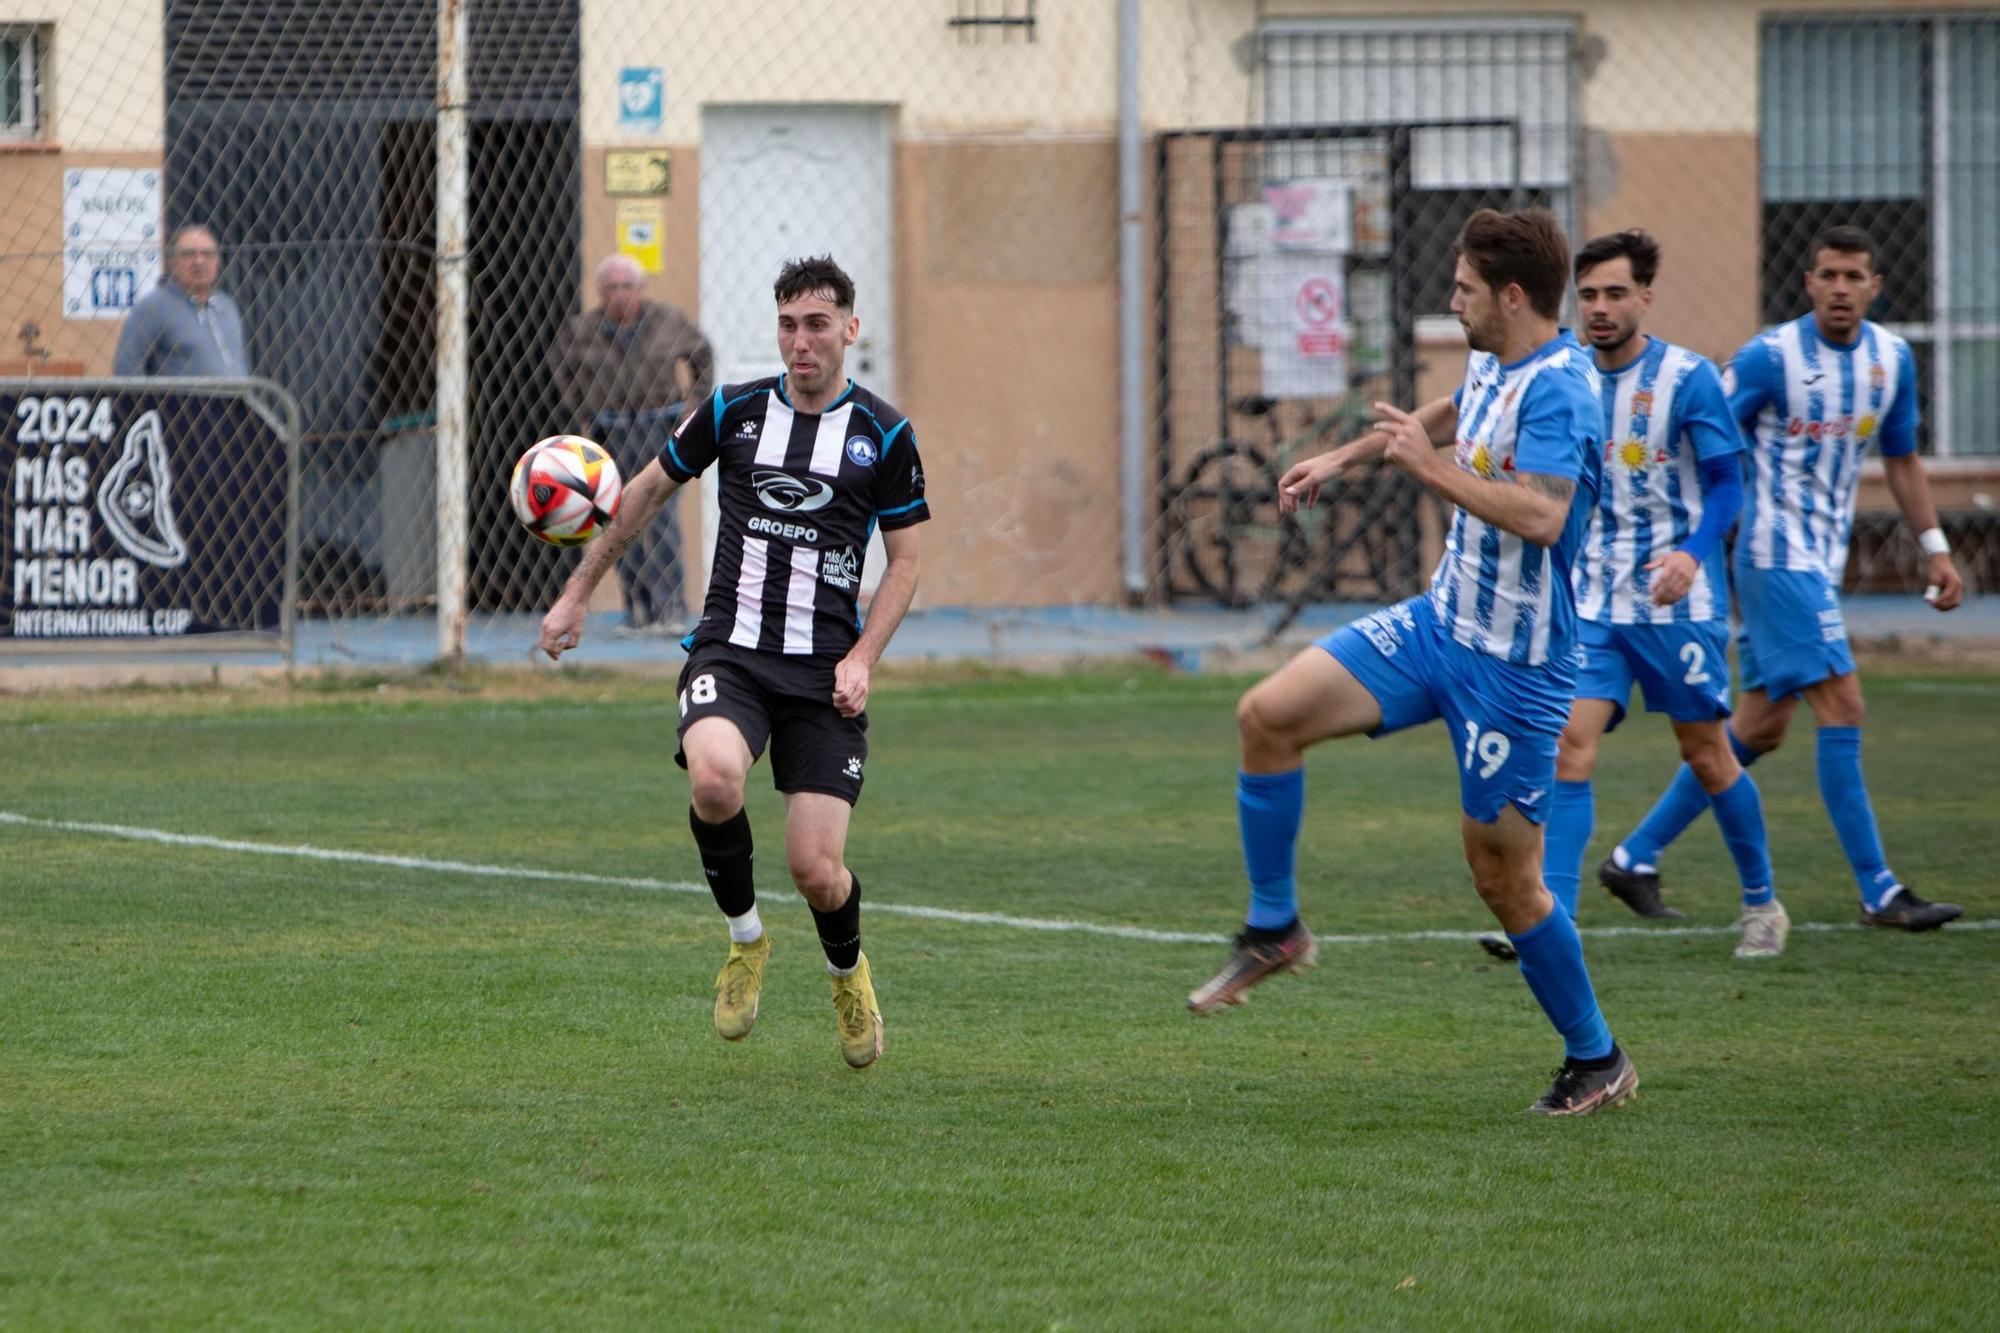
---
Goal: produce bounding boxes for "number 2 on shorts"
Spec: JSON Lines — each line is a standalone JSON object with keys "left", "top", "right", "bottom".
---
{"left": 1462, "top": 720, "right": 1511, "bottom": 779}
{"left": 678, "top": 672, "right": 717, "bottom": 717}
{"left": 1679, "top": 641, "right": 1710, "bottom": 685}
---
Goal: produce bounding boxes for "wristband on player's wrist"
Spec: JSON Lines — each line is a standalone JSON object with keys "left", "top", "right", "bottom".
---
{"left": 1917, "top": 526, "right": 1950, "bottom": 558}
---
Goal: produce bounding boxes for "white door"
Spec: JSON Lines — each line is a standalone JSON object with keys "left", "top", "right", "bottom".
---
{"left": 698, "top": 104, "right": 896, "bottom": 595}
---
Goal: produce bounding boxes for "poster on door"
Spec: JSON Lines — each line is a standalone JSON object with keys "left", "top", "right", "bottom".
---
{"left": 1258, "top": 255, "right": 1351, "bottom": 399}
{"left": 1263, "top": 179, "right": 1352, "bottom": 255}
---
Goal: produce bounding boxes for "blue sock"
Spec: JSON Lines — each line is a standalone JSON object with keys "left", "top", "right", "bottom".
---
{"left": 1815, "top": 727, "right": 1899, "bottom": 908}
{"left": 1238, "top": 769, "right": 1304, "bottom": 930}
{"left": 1507, "top": 904, "right": 1615, "bottom": 1062}
{"left": 1709, "top": 772, "right": 1775, "bottom": 907}
{"left": 1620, "top": 763, "right": 1710, "bottom": 869}
{"left": 1727, "top": 725, "right": 1760, "bottom": 769}
{"left": 1543, "top": 780, "right": 1593, "bottom": 919}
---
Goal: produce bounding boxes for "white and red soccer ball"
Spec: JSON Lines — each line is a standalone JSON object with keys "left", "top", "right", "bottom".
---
{"left": 508, "top": 435, "right": 623, "bottom": 546}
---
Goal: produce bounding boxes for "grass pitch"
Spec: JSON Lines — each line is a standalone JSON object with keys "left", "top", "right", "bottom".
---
{"left": 1, "top": 663, "right": 1996, "bottom": 1327}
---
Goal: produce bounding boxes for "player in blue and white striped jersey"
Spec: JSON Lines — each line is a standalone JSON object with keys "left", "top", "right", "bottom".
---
{"left": 1532, "top": 231, "right": 1788, "bottom": 961}
{"left": 1190, "top": 209, "right": 1636, "bottom": 1117}
{"left": 1603, "top": 227, "right": 1967, "bottom": 932}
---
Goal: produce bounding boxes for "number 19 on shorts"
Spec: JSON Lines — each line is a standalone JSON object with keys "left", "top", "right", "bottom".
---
{"left": 1463, "top": 722, "right": 1511, "bottom": 779}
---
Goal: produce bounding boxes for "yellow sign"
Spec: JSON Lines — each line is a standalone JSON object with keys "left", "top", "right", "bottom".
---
{"left": 615, "top": 200, "right": 663, "bottom": 274}
{"left": 606, "top": 148, "right": 671, "bottom": 196}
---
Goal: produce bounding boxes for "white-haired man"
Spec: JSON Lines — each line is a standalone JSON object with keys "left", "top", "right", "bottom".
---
{"left": 549, "top": 253, "right": 715, "bottom": 630}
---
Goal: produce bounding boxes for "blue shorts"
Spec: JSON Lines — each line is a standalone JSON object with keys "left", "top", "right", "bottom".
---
{"left": 1575, "top": 618, "right": 1733, "bottom": 730}
{"left": 1735, "top": 565, "right": 1854, "bottom": 701}
{"left": 1316, "top": 596, "right": 1570, "bottom": 824}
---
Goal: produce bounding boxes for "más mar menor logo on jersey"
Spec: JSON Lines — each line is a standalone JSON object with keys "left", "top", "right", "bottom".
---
{"left": 751, "top": 468, "right": 835, "bottom": 513}
{"left": 819, "top": 545, "right": 859, "bottom": 591}
{"left": 844, "top": 435, "right": 877, "bottom": 467}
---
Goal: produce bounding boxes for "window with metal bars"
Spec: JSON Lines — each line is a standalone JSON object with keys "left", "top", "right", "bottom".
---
{"left": 1258, "top": 19, "right": 1577, "bottom": 322}
{"left": 1761, "top": 16, "right": 2000, "bottom": 457}
{"left": 0, "top": 27, "right": 41, "bottom": 140}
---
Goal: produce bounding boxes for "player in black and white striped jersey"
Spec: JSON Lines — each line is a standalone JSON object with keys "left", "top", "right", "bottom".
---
{"left": 538, "top": 255, "right": 929, "bottom": 1070}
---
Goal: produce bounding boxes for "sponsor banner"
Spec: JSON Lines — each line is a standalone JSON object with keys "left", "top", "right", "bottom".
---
{"left": 3, "top": 389, "right": 288, "bottom": 639}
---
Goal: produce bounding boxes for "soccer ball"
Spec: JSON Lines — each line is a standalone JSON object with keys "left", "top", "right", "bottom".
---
{"left": 508, "top": 435, "right": 623, "bottom": 546}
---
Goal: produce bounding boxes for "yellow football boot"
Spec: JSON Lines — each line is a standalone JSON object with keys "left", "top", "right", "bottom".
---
{"left": 713, "top": 932, "right": 771, "bottom": 1041}
{"left": 828, "top": 953, "right": 884, "bottom": 1069}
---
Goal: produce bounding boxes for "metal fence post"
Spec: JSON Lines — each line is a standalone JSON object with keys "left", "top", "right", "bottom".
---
{"left": 434, "top": 0, "right": 471, "bottom": 663}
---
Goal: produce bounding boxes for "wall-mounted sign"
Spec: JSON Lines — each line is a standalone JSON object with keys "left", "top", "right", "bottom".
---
{"left": 606, "top": 149, "right": 671, "bottom": 197}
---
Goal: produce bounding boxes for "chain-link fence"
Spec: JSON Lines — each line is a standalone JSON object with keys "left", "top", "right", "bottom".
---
{"left": 1, "top": 2, "right": 1994, "bottom": 666}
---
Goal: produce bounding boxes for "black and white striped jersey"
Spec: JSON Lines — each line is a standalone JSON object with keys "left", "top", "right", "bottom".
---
{"left": 660, "top": 376, "right": 930, "bottom": 663}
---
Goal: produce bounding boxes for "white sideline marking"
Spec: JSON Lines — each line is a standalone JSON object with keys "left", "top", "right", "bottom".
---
{"left": 3, "top": 809, "right": 1995, "bottom": 947}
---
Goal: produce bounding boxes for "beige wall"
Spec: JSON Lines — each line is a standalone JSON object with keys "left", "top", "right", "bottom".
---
{"left": 0, "top": 147, "right": 163, "bottom": 375}
{"left": 579, "top": 0, "right": 1258, "bottom": 142}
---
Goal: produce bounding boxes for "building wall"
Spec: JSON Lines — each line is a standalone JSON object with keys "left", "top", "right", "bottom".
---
{"left": 9, "top": 1, "right": 1991, "bottom": 615}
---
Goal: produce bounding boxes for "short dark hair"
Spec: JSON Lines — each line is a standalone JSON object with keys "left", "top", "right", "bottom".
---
{"left": 1455, "top": 208, "right": 1569, "bottom": 319}
{"left": 774, "top": 255, "right": 855, "bottom": 310}
{"left": 1809, "top": 225, "right": 1878, "bottom": 273}
{"left": 168, "top": 222, "right": 219, "bottom": 254}
{"left": 1575, "top": 229, "right": 1661, "bottom": 286}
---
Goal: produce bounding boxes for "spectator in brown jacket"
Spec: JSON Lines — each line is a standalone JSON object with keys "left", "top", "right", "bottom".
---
{"left": 549, "top": 253, "right": 715, "bottom": 630}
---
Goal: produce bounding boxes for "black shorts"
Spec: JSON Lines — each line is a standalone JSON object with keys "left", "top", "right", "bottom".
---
{"left": 674, "top": 639, "right": 869, "bottom": 804}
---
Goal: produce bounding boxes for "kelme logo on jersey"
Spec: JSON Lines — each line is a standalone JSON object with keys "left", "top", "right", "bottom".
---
{"left": 819, "top": 546, "right": 860, "bottom": 591}
{"left": 844, "top": 435, "right": 878, "bottom": 467}
{"left": 752, "top": 469, "right": 835, "bottom": 513}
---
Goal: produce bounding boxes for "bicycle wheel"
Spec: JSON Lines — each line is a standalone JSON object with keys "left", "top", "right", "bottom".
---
{"left": 1168, "top": 441, "right": 1297, "bottom": 607}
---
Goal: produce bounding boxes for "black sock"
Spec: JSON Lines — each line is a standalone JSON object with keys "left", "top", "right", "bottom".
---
{"left": 811, "top": 872, "right": 862, "bottom": 972}
{"left": 1242, "top": 917, "right": 1299, "bottom": 944}
{"left": 689, "top": 806, "right": 755, "bottom": 918}
{"left": 1572, "top": 1044, "right": 1621, "bottom": 1072}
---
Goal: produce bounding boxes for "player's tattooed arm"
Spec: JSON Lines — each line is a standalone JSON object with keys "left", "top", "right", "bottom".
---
{"left": 1400, "top": 445, "right": 1576, "bottom": 548}
{"left": 568, "top": 462, "right": 680, "bottom": 593}
{"left": 1520, "top": 472, "right": 1575, "bottom": 506}
{"left": 539, "top": 460, "right": 682, "bottom": 660}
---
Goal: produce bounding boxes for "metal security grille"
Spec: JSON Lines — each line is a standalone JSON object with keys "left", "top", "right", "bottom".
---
{"left": 1153, "top": 120, "right": 1525, "bottom": 620}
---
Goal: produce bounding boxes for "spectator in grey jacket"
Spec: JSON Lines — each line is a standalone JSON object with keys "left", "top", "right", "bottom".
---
{"left": 113, "top": 224, "right": 248, "bottom": 377}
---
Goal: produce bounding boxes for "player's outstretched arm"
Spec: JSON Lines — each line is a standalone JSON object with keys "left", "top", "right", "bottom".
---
{"left": 1279, "top": 395, "right": 1455, "bottom": 512}
{"left": 539, "top": 459, "right": 682, "bottom": 660}
{"left": 832, "top": 526, "right": 920, "bottom": 718}
{"left": 1881, "top": 453, "right": 1964, "bottom": 611}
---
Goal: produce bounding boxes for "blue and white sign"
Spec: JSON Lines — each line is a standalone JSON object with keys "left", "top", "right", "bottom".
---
{"left": 617, "top": 67, "right": 664, "bottom": 136}
{"left": 61, "top": 169, "right": 162, "bottom": 321}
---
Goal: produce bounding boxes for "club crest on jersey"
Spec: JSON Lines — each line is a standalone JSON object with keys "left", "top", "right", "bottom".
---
{"left": 1630, "top": 389, "right": 1653, "bottom": 418}
{"left": 844, "top": 435, "right": 878, "bottom": 467}
{"left": 1870, "top": 363, "right": 1886, "bottom": 391}
{"left": 752, "top": 469, "right": 835, "bottom": 513}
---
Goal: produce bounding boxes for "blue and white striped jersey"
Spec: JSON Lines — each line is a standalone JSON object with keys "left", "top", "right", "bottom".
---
{"left": 1728, "top": 314, "right": 1918, "bottom": 577}
{"left": 1573, "top": 337, "right": 1741, "bottom": 624}
{"left": 1429, "top": 334, "right": 1603, "bottom": 668}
